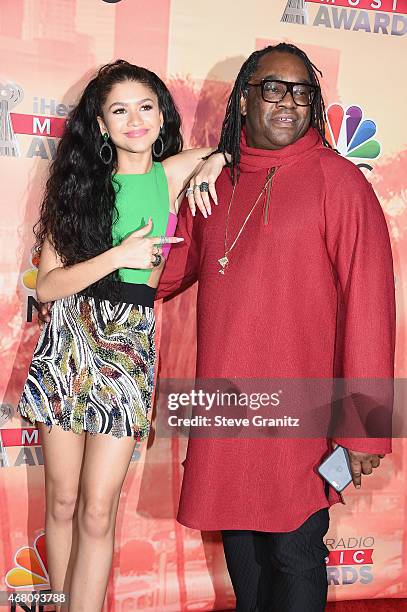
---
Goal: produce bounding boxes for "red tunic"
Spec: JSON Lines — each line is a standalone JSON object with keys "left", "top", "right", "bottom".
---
{"left": 156, "top": 128, "right": 395, "bottom": 532}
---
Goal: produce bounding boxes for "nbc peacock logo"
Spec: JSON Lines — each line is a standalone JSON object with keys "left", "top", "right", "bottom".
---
{"left": 21, "top": 252, "right": 40, "bottom": 291}
{"left": 5, "top": 533, "right": 49, "bottom": 589}
{"left": 326, "top": 104, "right": 381, "bottom": 162}
{"left": 21, "top": 251, "right": 41, "bottom": 322}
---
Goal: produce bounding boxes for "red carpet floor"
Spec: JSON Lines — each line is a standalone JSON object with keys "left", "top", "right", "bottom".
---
{"left": 326, "top": 600, "right": 407, "bottom": 611}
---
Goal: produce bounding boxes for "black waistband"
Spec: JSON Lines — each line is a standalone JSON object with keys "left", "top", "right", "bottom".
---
{"left": 88, "top": 282, "right": 156, "bottom": 307}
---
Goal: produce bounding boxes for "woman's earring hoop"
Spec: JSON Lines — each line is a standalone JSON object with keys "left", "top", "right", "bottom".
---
{"left": 152, "top": 130, "right": 164, "bottom": 158}
{"left": 99, "top": 132, "right": 113, "bottom": 165}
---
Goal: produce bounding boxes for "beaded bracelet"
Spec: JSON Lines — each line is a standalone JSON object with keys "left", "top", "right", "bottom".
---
{"left": 201, "top": 148, "right": 232, "bottom": 167}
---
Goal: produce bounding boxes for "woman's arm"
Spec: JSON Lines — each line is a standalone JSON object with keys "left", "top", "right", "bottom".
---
{"left": 36, "top": 238, "right": 120, "bottom": 302}
{"left": 163, "top": 148, "right": 228, "bottom": 217}
{"left": 163, "top": 147, "right": 214, "bottom": 200}
{"left": 36, "top": 220, "right": 183, "bottom": 302}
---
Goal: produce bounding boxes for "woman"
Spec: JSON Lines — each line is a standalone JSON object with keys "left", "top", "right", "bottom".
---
{"left": 17, "top": 60, "right": 223, "bottom": 611}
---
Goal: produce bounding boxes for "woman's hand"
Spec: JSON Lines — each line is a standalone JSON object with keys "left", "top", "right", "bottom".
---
{"left": 114, "top": 218, "right": 184, "bottom": 269}
{"left": 187, "top": 152, "right": 227, "bottom": 218}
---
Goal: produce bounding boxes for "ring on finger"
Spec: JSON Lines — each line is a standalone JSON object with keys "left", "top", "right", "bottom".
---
{"left": 199, "top": 181, "right": 209, "bottom": 193}
{"left": 152, "top": 253, "right": 162, "bottom": 267}
{"left": 186, "top": 187, "right": 194, "bottom": 196}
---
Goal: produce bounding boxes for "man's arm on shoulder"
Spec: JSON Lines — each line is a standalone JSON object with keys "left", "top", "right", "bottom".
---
{"left": 156, "top": 197, "right": 199, "bottom": 301}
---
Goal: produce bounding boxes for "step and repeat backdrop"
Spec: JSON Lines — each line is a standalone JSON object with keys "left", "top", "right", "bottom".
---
{"left": 0, "top": 0, "right": 406, "bottom": 610}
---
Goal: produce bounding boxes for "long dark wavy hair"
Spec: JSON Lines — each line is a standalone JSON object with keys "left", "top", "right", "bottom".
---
{"left": 217, "top": 43, "right": 330, "bottom": 183}
{"left": 34, "top": 60, "right": 183, "bottom": 296}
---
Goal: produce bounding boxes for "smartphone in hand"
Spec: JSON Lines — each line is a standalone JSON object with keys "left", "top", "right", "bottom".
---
{"left": 318, "top": 446, "right": 352, "bottom": 492}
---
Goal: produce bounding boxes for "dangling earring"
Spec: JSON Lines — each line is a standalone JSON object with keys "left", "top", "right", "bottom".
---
{"left": 99, "top": 132, "right": 113, "bottom": 164}
{"left": 152, "top": 129, "right": 164, "bottom": 158}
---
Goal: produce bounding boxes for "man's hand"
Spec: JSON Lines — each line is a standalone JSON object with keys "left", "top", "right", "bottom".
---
{"left": 347, "top": 449, "right": 385, "bottom": 489}
{"left": 333, "top": 442, "right": 385, "bottom": 489}
{"left": 38, "top": 301, "right": 53, "bottom": 329}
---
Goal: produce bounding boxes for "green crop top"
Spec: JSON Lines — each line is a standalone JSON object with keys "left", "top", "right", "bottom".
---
{"left": 112, "top": 162, "right": 170, "bottom": 285}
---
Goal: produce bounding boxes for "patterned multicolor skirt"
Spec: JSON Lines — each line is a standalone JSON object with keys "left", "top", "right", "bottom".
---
{"left": 18, "top": 284, "right": 156, "bottom": 440}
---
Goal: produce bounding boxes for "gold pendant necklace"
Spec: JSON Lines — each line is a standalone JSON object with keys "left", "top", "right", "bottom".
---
{"left": 218, "top": 168, "right": 276, "bottom": 274}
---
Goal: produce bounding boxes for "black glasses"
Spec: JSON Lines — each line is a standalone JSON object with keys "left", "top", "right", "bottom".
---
{"left": 247, "top": 79, "right": 317, "bottom": 107}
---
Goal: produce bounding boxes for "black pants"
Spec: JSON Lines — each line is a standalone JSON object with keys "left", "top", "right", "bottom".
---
{"left": 221, "top": 509, "right": 330, "bottom": 612}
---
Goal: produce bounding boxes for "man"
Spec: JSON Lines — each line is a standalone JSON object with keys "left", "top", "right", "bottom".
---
{"left": 156, "top": 43, "right": 395, "bottom": 611}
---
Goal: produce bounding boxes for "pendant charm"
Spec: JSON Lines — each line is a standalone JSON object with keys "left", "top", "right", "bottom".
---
{"left": 218, "top": 255, "right": 229, "bottom": 275}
